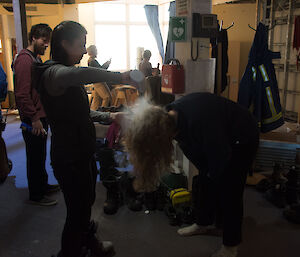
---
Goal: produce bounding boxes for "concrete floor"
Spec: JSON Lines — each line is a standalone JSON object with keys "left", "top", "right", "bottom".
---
{"left": 1, "top": 115, "right": 300, "bottom": 257}
{"left": 1, "top": 176, "right": 300, "bottom": 257}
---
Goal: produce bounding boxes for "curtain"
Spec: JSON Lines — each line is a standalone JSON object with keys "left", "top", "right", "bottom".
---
{"left": 164, "top": 1, "right": 176, "bottom": 64}
{"left": 144, "top": 5, "right": 165, "bottom": 62}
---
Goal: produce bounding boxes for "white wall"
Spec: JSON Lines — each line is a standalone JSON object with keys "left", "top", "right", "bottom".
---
{"left": 78, "top": 3, "right": 95, "bottom": 67}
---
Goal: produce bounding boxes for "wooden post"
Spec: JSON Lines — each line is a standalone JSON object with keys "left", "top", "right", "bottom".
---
{"left": 12, "top": 0, "right": 28, "bottom": 53}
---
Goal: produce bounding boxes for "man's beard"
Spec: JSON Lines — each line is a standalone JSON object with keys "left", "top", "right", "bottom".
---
{"left": 33, "top": 43, "right": 45, "bottom": 56}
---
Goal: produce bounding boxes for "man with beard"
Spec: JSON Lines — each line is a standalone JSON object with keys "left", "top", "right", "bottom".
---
{"left": 14, "top": 23, "right": 59, "bottom": 206}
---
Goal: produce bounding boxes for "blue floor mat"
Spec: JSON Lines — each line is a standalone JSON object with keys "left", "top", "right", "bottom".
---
{"left": 3, "top": 116, "right": 133, "bottom": 188}
{"left": 3, "top": 117, "right": 57, "bottom": 188}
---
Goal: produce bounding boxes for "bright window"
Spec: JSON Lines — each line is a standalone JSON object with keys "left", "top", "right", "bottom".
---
{"left": 129, "top": 5, "right": 147, "bottom": 23}
{"left": 95, "top": 25, "right": 127, "bottom": 71}
{"left": 94, "top": 1, "right": 169, "bottom": 71}
{"left": 129, "top": 25, "right": 160, "bottom": 69}
{"left": 94, "top": 3, "right": 125, "bottom": 22}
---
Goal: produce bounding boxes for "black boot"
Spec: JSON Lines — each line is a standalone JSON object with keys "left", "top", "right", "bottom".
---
{"left": 265, "top": 182, "right": 287, "bottom": 208}
{"left": 102, "top": 175, "right": 122, "bottom": 215}
{"left": 144, "top": 191, "right": 157, "bottom": 211}
{"left": 119, "top": 172, "right": 143, "bottom": 212}
{"left": 286, "top": 165, "right": 300, "bottom": 205}
{"left": 283, "top": 203, "right": 300, "bottom": 224}
{"left": 85, "top": 220, "right": 115, "bottom": 257}
{"left": 96, "top": 148, "right": 121, "bottom": 181}
{"left": 156, "top": 184, "right": 167, "bottom": 211}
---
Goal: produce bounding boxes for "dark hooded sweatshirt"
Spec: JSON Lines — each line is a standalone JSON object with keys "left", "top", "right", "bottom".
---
{"left": 166, "top": 93, "right": 259, "bottom": 180}
{"left": 34, "top": 61, "right": 122, "bottom": 165}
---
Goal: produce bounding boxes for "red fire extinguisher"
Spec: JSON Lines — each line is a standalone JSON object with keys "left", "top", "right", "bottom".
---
{"left": 162, "top": 59, "right": 185, "bottom": 94}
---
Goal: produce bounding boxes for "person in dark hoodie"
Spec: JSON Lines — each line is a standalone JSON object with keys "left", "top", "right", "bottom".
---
{"left": 34, "top": 21, "right": 134, "bottom": 257}
{"left": 13, "top": 23, "right": 60, "bottom": 206}
{"left": 124, "top": 93, "right": 259, "bottom": 257}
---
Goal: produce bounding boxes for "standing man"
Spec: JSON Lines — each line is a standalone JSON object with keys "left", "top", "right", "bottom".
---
{"left": 138, "top": 50, "right": 153, "bottom": 77}
{"left": 14, "top": 23, "right": 59, "bottom": 206}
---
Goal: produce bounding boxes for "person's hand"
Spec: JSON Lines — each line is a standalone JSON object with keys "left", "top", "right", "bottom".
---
{"left": 110, "top": 112, "right": 126, "bottom": 125}
{"left": 104, "top": 59, "right": 111, "bottom": 68}
{"left": 121, "top": 70, "right": 143, "bottom": 89}
{"left": 32, "top": 119, "right": 47, "bottom": 136}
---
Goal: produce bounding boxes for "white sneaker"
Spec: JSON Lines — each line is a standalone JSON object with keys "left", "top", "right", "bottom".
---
{"left": 211, "top": 245, "right": 238, "bottom": 257}
{"left": 177, "top": 223, "right": 215, "bottom": 236}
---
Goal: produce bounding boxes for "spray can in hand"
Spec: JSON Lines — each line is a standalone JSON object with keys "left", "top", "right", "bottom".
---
{"left": 20, "top": 122, "right": 47, "bottom": 136}
{"left": 20, "top": 122, "right": 33, "bottom": 133}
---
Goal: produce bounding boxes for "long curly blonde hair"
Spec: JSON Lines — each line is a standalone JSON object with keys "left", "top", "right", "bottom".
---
{"left": 124, "top": 103, "right": 176, "bottom": 192}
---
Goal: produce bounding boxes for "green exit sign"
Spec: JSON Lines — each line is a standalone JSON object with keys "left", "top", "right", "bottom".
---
{"left": 170, "top": 17, "right": 187, "bottom": 42}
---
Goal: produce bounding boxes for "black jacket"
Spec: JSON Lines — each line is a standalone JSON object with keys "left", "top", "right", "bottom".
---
{"left": 166, "top": 93, "right": 258, "bottom": 180}
{"left": 238, "top": 23, "right": 283, "bottom": 133}
{"left": 33, "top": 61, "right": 121, "bottom": 165}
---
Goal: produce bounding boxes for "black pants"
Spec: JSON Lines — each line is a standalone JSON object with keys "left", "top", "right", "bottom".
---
{"left": 53, "top": 157, "right": 97, "bottom": 257}
{"left": 194, "top": 141, "right": 258, "bottom": 246}
{"left": 22, "top": 118, "right": 48, "bottom": 200}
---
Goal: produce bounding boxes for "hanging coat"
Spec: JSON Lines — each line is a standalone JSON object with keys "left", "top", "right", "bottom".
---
{"left": 238, "top": 23, "right": 283, "bottom": 133}
{"left": 211, "top": 29, "right": 229, "bottom": 93}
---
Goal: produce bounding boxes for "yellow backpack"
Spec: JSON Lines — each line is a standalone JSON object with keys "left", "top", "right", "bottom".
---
{"left": 169, "top": 188, "right": 192, "bottom": 207}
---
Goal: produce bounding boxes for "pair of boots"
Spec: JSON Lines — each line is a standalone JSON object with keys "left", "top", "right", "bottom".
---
{"left": 103, "top": 173, "right": 145, "bottom": 215}
{"left": 144, "top": 187, "right": 167, "bottom": 211}
{"left": 52, "top": 221, "right": 115, "bottom": 257}
{"left": 97, "top": 104, "right": 125, "bottom": 113}
{"left": 119, "top": 172, "right": 143, "bottom": 212}
{"left": 265, "top": 165, "right": 300, "bottom": 208}
{"left": 103, "top": 173, "right": 168, "bottom": 214}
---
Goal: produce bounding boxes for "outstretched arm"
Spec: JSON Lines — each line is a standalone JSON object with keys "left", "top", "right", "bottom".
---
{"left": 44, "top": 64, "right": 122, "bottom": 96}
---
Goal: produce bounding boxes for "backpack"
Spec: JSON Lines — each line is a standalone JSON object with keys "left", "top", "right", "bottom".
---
{"left": 160, "top": 173, "right": 194, "bottom": 226}
{"left": 0, "top": 63, "right": 8, "bottom": 103}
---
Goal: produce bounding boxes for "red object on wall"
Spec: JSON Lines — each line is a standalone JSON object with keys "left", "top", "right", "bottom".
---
{"left": 293, "top": 16, "right": 300, "bottom": 51}
{"left": 161, "top": 59, "right": 185, "bottom": 94}
{"left": 293, "top": 16, "right": 300, "bottom": 70}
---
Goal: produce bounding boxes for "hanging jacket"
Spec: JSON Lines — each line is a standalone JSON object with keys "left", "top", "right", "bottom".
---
{"left": 238, "top": 23, "right": 283, "bottom": 133}
{"left": 293, "top": 16, "right": 300, "bottom": 51}
{"left": 211, "top": 29, "right": 229, "bottom": 93}
{"left": 293, "top": 16, "right": 300, "bottom": 70}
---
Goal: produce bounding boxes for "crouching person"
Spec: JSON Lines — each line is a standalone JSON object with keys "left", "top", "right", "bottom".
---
{"left": 124, "top": 93, "right": 259, "bottom": 257}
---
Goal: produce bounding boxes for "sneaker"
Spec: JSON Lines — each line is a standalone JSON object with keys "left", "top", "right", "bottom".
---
{"left": 89, "top": 240, "right": 115, "bottom": 257}
{"left": 28, "top": 197, "right": 58, "bottom": 206}
{"left": 45, "top": 184, "right": 61, "bottom": 194}
{"left": 177, "top": 223, "right": 215, "bottom": 236}
{"left": 211, "top": 245, "right": 238, "bottom": 257}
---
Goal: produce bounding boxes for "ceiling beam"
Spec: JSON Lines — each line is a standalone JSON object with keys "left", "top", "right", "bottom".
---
{"left": 0, "top": 0, "right": 75, "bottom": 4}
